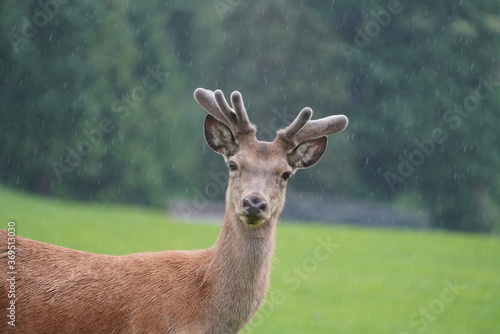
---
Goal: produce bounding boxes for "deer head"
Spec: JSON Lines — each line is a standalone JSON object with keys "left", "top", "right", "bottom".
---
{"left": 194, "top": 88, "right": 348, "bottom": 227}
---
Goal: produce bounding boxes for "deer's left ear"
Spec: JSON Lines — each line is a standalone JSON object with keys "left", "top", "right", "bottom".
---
{"left": 204, "top": 114, "right": 239, "bottom": 157}
{"left": 287, "top": 136, "right": 327, "bottom": 169}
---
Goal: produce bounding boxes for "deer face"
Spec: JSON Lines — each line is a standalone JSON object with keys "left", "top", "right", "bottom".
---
{"left": 204, "top": 115, "right": 330, "bottom": 226}
{"left": 195, "top": 88, "right": 348, "bottom": 227}
{"left": 221, "top": 141, "right": 290, "bottom": 226}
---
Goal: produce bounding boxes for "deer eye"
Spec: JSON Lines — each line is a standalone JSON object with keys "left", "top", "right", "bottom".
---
{"left": 228, "top": 161, "right": 238, "bottom": 171}
{"left": 281, "top": 171, "right": 292, "bottom": 181}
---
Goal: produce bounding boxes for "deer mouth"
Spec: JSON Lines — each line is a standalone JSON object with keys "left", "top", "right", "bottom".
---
{"left": 239, "top": 214, "right": 265, "bottom": 226}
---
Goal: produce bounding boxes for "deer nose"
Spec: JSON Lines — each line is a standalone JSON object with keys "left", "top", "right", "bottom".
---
{"left": 243, "top": 195, "right": 267, "bottom": 217}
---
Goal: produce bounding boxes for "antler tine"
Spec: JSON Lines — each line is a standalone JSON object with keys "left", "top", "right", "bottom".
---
{"left": 215, "top": 89, "right": 256, "bottom": 135}
{"left": 194, "top": 88, "right": 256, "bottom": 136}
{"left": 277, "top": 107, "right": 313, "bottom": 141}
{"left": 277, "top": 108, "right": 348, "bottom": 146}
{"left": 214, "top": 89, "right": 237, "bottom": 125}
{"left": 194, "top": 88, "right": 229, "bottom": 124}
{"left": 294, "top": 114, "right": 349, "bottom": 143}
{"left": 230, "top": 91, "right": 252, "bottom": 129}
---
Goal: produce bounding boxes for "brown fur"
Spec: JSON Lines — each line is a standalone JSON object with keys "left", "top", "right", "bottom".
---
{"left": 0, "top": 88, "right": 348, "bottom": 333}
{"left": 0, "top": 209, "right": 275, "bottom": 333}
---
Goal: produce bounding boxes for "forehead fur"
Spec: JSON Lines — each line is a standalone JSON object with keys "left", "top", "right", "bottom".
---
{"left": 229, "top": 140, "right": 289, "bottom": 168}
{"left": 236, "top": 139, "right": 286, "bottom": 159}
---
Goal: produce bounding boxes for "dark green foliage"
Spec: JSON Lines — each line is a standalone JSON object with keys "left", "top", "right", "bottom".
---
{"left": 1, "top": 0, "right": 498, "bottom": 231}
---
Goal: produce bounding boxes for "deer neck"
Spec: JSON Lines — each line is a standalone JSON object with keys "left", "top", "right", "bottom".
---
{"left": 208, "top": 206, "right": 277, "bottom": 324}
{"left": 213, "top": 206, "right": 277, "bottom": 280}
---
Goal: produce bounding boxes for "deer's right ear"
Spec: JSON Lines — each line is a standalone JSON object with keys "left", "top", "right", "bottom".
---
{"left": 204, "top": 114, "right": 239, "bottom": 157}
{"left": 287, "top": 136, "right": 328, "bottom": 169}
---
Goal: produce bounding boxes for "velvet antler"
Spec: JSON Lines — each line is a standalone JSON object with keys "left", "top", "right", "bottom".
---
{"left": 194, "top": 88, "right": 256, "bottom": 137}
{"left": 276, "top": 107, "right": 348, "bottom": 147}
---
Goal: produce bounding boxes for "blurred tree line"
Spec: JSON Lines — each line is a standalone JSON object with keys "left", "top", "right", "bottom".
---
{"left": 0, "top": 0, "right": 499, "bottom": 232}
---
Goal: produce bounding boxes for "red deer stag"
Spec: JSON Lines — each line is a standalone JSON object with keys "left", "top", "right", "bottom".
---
{"left": 0, "top": 88, "right": 348, "bottom": 333}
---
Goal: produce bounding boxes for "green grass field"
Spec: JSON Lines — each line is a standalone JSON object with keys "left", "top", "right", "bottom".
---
{"left": 1, "top": 185, "right": 499, "bottom": 333}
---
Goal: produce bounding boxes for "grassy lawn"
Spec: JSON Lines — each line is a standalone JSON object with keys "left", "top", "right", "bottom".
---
{"left": 1, "top": 185, "right": 499, "bottom": 333}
